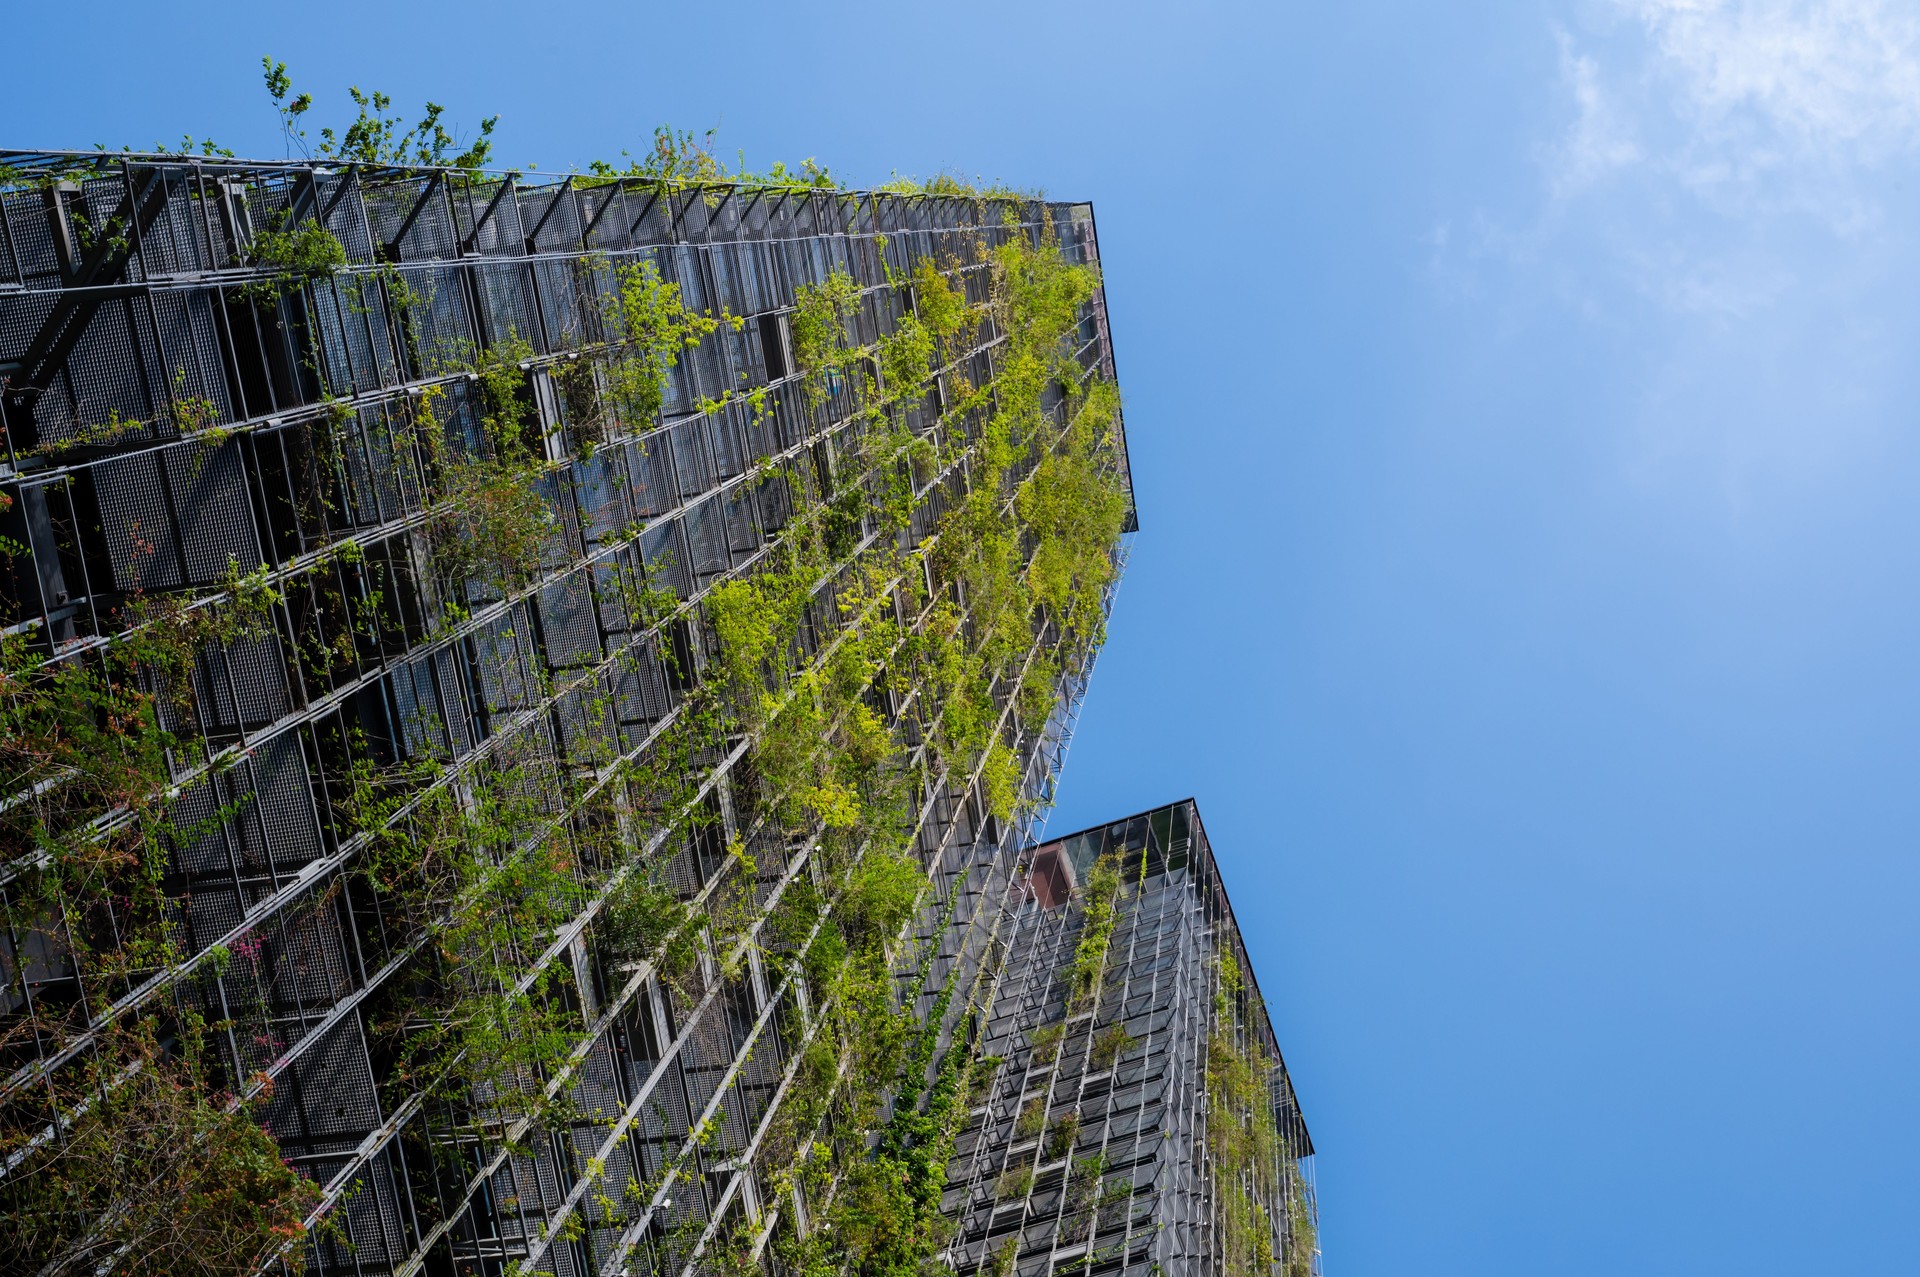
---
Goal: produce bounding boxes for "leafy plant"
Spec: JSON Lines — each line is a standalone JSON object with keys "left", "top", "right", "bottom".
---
{"left": 599, "top": 873, "right": 701, "bottom": 982}
{"left": 994, "top": 1164, "right": 1034, "bottom": 1200}
{"left": 1014, "top": 1096, "right": 1046, "bottom": 1141}
{"left": 790, "top": 269, "right": 863, "bottom": 407}
{"left": 1066, "top": 1153, "right": 1107, "bottom": 1212}
{"left": 1045, "top": 1108, "right": 1081, "bottom": 1161}
{"left": 0, "top": 1021, "right": 319, "bottom": 1274}
{"left": 1090, "top": 1023, "right": 1138, "bottom": 1072}
{"left": 602, "top": 259, "right": 722, "bottom": 427}
{"left": 1208, "top": 947, "right": 1298, "bottom": 1275}
{"left": 263, "top": 57, "right": 496, "bottom": 168}
{"left": 1067, "top": 855, "right": 1123, "bottom": 1007}
{"left": 243, "top": 216, "right": 347, "bottom": 300}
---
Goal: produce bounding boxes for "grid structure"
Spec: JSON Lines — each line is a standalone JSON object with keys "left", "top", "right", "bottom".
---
{"left": 0, "top": 150, "right": 1133, "bottom": 1277}
{"left": 943, "top": 801, "right": 1319, "bottom": 1277}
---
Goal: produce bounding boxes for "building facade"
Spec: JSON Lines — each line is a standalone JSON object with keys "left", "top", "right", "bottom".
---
{"left": 943, "top": 801, "right": 1319, "bottom": 1277}
{"left": 0, "top": 149, "right": 1134, "bottom": 1277}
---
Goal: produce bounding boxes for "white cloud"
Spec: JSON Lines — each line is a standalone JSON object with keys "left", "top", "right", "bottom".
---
{"left": 1458, "top": 2, "right": 1920, "bottom": 496}
{"left": 1525, "top": 1, "right": 1920, "bottom": 268}
{"left": 1619, "top": 241, "right": 1796, "bottom": 318}
{"left": 1625, "top": 0, "right": 1920, "bottom": 163}
{"left": 1569, "top": 0, "right": 1920, "bottom": 219}
{"left": 1552, "top": 33, "right": 1644, "bottom": 196}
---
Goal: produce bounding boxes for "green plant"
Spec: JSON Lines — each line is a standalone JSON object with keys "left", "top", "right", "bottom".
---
{"left": 1208, "top": 948, "right": 1290, "bottom": 1275}
{"left": 1090, "top": 1023, "right": 1137, "bottom": 1072}
{"left": 602, "top": 259, "right": 722, "bottom": 427}
{"left": 0, "top": 1021, "right": 319, "bottom": 1274}
{"left": 599, "top": 873, "right": 701, "bottom": 982}
{"left": 1067, "top": 855, "right": 1123, "bottom": 1007}
{"left": 583, "top": 127, "right": 844, "bottom": 194}
{"left": 243, "top": 216, "right": 347, "bottom": 300}
{"left": 405, "top": 340, "right": 564, "bottom": 595}
{"left": 1028, "top": 1023, "right": 1065, "bottom": 1061}
{"left": 837, "top": 850, "right": 925, "bottom": 946}
{"left": 875, "top": 310, "right": 933, "bottom": 402}
{"left": 264, "top": 57, "right": 496, "bottom": 168}
{"left": 911, "top": 255, "right": 972, "bottom": 348}
{"left": 586, "top": 126, "right": 731, "bottom": 189}
{"left": 1284, "top": 1156, "right": 1318, "bottom": 1277}
{"left": 789, "top": 269, "right": 863, "bottom": 406}
{"left": 1066, "top": 1153, "right": 1107, "bottom": 1212}
{"left": 980, "top": 736, "right": 1022, "bottom": 822}
{"left": 1017, "top": 381, "right": 1129, "bottom": 648}
{"left": 3, "top": 169, "right": 1130, "bottom": 1277}
{"left": 994, "top": 1164, "right": 1034, "bottom": 1200}
{"left": 426, "top": 451, "right": 554, "bottom": 589}
{"left": 1016, "top": 650, "right": 1059, "bottom": 733}
{"left": 1045, "top": 1108, "right": 1081, "bottom": 1161}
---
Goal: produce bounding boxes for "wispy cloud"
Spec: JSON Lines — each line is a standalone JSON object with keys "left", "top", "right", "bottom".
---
{"left": 1630, "top": 0, "right": 1920, "bottom": 158}
{"left": 1445, "top": 2, "right": 1920, "bottom": 499}
{"left": 1552, "top": 34, "right": 1642, "bottom": 197}
{"left": 1514, "top": 0, "right": 1920, "bottom": 316}
{"left": 1552, "top": 1, "right": 1920, "bottom": 219}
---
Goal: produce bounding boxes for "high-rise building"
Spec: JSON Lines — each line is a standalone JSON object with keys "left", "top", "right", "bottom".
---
{"left": 942, "top": 800, "right": 1319, "bottom": 1277}
{"left": 0, "top": 147, "right": 1136, "bottom": 1277}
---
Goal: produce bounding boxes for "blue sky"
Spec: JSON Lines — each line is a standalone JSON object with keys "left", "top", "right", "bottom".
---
{"left": 8, "top": 2, "right": 1920, "bottom": 1272}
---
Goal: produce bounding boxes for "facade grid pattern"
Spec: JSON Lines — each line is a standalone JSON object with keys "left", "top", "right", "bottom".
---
{"left": 943, "top": 802, "right": 1319, "bottom": 1277}
{"left": 0, "top": 149, "right": 1133, "bottom": 1277}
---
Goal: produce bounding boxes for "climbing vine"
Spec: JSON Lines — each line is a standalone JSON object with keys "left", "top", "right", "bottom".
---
{"left": 1207, "top": 947, "right": 1316, "bottom": 1277}
{"left": 1066, "top": 855, "right": 1122, "bottom": 1007}
{"left": 0, "top": 109, "right": 1128, "bottom": 1276}
{"left": 704, "top": 227, "right": 1126, "bottom": 1277}
{"left": 603, "top": 259, "right": 725, "bottom": 428}
{"left": 241, "top": 216, "right": 348, "bottom": 301}
{"left": 0, "top": 565, "right": 314, "bottom": 1270}
{"left": 0, "top": 1017, "right": 320, "bottom": 1273}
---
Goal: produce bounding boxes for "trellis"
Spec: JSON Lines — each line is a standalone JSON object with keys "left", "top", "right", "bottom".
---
{"left": 0, "top": 150, "right": 1131, "bottom": 1277}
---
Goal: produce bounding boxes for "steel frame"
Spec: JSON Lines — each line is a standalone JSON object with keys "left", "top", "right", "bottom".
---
{"left": 943, "top": 801, "right": 1319, "bottom": 1277}
{"left": 0, "top": 150, "right": 1133, "bottom": 1277}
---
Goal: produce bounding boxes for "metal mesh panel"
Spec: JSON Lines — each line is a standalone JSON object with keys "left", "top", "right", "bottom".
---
{"left": 683, "top": 494, "right": 730, "bottom": 582}
{"left": 520, "top": 183, "right": 584, "bottom": 255}
{"left": 393, "top": 263, "right": 474, "bottom": 372}
{"left": 172, "top": 439, "right": 261, "bottom": 583}
{"left": 475, "top": 259, "right": 540, "bottom": 347}
{"left": 366, "top": 175, "right": 459, "bottom": 263}
{"left": 534, "top": 256, "right": 595, "bottom": 350}
{"left": 93, "top": 449, "right": 184, "bottom": 589}
{"left": 3, "top": 189, "right": 61, "bottom": 280}
{"left": 943, "top": 802, "right": 1317, "bottom": 1277}
{"left": 538, "top": 574, "right": 604, "bottom": 670}
{"left": 454, "top": 177, "right": 525, "bottom": 258}
{"left": 0, "top": 155, "right": 1134, "bottom": 1277}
